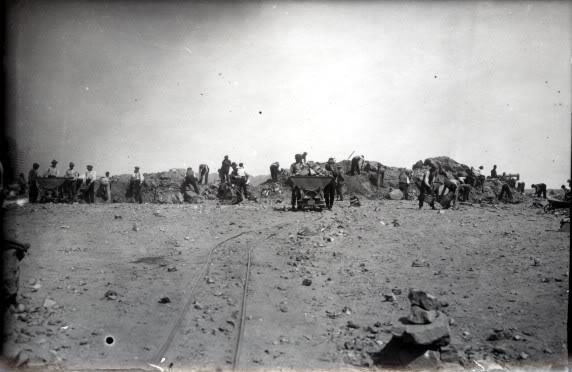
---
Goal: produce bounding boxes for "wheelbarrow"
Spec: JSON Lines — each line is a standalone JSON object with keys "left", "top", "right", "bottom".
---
{"left": 289, "top": 175, "right": 333, "bottom": 211}
{"left": 544, "top": 196, "right": 571, "bottom": 214}
{"left": 35, "top": 177, "right": 67, "bottom": 203}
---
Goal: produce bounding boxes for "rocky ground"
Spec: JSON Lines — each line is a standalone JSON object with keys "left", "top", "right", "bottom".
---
{"left": 1, "top": 191, "right": 569, "bottom": 371}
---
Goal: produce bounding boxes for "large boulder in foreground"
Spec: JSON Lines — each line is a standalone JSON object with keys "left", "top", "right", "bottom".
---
{"left": 392, "top": 312, "right": 451, "bottom": 346}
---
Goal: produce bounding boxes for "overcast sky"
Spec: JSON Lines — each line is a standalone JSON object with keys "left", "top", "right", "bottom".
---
{"left": 6, "top": 1, "right": 571, "bottom": 187}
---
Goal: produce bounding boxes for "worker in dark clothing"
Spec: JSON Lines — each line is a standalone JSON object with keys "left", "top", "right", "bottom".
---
{"left": 351, "top": 155, "right": 364, "bottom": 175}
{"left": 221, "top": 156, "right": 232, "bottom": 183}
{"left": 270, "top": 162, "right": 280, "bottom": 182}
{"left": 289, "top": 154, "right": 306, "bottom": 211}
{"left": 28, "top": 163, "right": 40, "bottom": 203}
{"left": 491, "top": 165, "right": 498, "bottom": 178}
{"left": 498, "top": 182, "right": 513, "bottom": 202}
{"left": 458, "top": 183, "right": 472, "bottom": 202}
{"left": 181, "top": 167, "right": 200, "bottom": 194}
{"left": 516, "top": 181, "right": 525, "bottom": 194}
{"left": 198, "top": 164, "right": 209, "bottom": 184}
{"left": 439, "top": 177, "right": 457, "bottom": 201}
{"left": 531, "top": 183, "right": 547, "bottom": 198}
{"left": 398, "top": 171, "right": 410, "bottom": 200}
{"left": 324, "top": 158, "right": 337, "bottom": 210}
{"left": 419, "top": 167, "right": 437, "bottom": 210}
{"left": 336, "top": 164, "right": 345, "bottom": 201}
{"left": 17, "top": 173, "right": 27, "bottom": 195}
{"left": 376, "top": 163, "right": 385, "bottom": 188}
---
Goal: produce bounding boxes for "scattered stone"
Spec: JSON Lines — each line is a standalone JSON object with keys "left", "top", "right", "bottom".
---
{"left": 302, "top": 278, "right": 312, "bottom": 286}
{"left": 28, "top": 279, "right": 36, "bottom": 285}
{"left": 412, "top": 260, "right": 430, "bottom": 268}
{"left": 92, "top": 329, "right": 102, "bottom": 336}
{"left": 347, "top": 320, "right": 361, "bottom": 329}
{"left": 158, "top": 297, "right": 171, "bottom": 304}
{"left": 544, "top": 348, "right": 553, "bottom": 354}
{"left": 518, "top": 352, "right": 529, "bottom": 360}
{"left": 43, "top": 298, "right": 56, "bottom": 308}
{"left": 79, "top": 339, "right": 89, "bottom": 345}
{"left": 114, "top": 215, "right": 122, "bottom": 220}
{"left": 408, "top": 290, "right": 441, "bottom": 311}
{"left": 16, "top": 304, "right": 26, "bottom": 313}
{"left": 194, "top": 302, "right": 203, "bottom": 310}
{"left": 104, "top": 290, "right": 118, "bottom": 300}
{"left": 167, "top": 267, "right": 177, "bottom": 272}
{"left": 384, "top": 293, "right": 397, "bottom": 302}
{"left": 279, "top": 303, "right": 288, "bottom": 313}
{"left": 487, "top": 329, "right": 513, "bottom": 341}
{"left": 132, "top": 224, "right": 139, "bottom": 232}
{"left": 405, "top": 349, "right": 441, "bottom": 370}
{"left": 206, "top": 278, "right": 215, "bottom": 284}
{"left": 513, "top": 335, "right": 522, "bottom": 341}
{"left": 392, "top": 313, "right": 450, "bottom": 346}
{"left": 408, "top": 306, "right": 437, "bottom": 324}
{"left": 391, "top": 288, "right": 402, "bottom": 295}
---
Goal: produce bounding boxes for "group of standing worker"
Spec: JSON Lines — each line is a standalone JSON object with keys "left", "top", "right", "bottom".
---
{"left": 25, "top": 160, "right": 145, "bottom": 204}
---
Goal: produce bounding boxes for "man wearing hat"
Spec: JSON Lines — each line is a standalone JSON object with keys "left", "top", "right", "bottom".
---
{"left": 63, "top": 162, "right": 79, "bottom": 203}
{"left": 43, "top": 160, "right": 59, "bottom": 178}
{"left": 324, "top": 158, "right": 337, "bottom": 210}
{"left": 270, "top": 161, "right": 280, "bottom": 182}
{"left": 130, "top": 166, "right": 144, "bottom": 203}
{"left": 289, "top": 154, "right": 307, "bottom": 210}
{"left": 28, "top": 163, "right": 40, "bottom": 203}
{"left": 351, "top": 155, "right": 365, "bottom": 176}
{"left": 83, "top": 165, "right": 97, "bottom": 203}
{"left": 220, "top": 155, "right": 232, "bottom": 183}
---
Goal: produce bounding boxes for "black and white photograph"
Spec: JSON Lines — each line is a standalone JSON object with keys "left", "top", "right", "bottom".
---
{"left": 1, "top": 1, "right": 570, "bottom": 371}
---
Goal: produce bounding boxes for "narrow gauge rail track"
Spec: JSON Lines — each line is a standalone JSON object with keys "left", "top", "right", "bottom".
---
{"left": 150, "top": 216, "right": 324, "bottom": 371}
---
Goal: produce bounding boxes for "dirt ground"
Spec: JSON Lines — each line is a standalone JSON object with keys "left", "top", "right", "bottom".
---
{"left": 1, "top": 197, "right": 569, "bottom": 371}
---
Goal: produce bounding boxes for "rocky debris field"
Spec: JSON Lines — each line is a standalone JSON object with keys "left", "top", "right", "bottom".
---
{"left": 55, "top": 156, "right": 561, "bottom": 207}
{"left": 1, "top": 192, "right": 569, "bottom": 371}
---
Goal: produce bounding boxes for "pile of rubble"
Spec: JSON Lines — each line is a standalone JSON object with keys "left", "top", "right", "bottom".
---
{"left": 374, "top": 289, "right": 462, "bottom": 369}
{"left": 108, "top": 169, "right": 217, "bottom": 204}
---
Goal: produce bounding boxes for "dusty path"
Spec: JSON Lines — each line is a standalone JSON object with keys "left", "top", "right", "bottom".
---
{"left": 2, "top": 199, "right": 569, "bottom": 371}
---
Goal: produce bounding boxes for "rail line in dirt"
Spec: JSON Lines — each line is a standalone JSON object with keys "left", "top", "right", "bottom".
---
{"left": 149, "top": 214, "right": 324, "bottom": 371}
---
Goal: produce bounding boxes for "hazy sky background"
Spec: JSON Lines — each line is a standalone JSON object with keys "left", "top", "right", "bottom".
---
{"left": 6, "top": 1, "right": 571, "bottom": 187}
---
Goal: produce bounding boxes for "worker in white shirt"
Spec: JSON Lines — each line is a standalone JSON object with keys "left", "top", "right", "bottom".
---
{"left": 43, "top": 160, "right": 59, "bottom": 178}
{"left": 84, "top": 165, "right": 97, "bottom": 204}
{"left": 63, "top": 162, "right": 79, "bottom": 203}
{"left": 236, "top": 163, "right": 253, "bottom": 201}
{"left": 130, "top": 166, "right": 144, "bottom": 204}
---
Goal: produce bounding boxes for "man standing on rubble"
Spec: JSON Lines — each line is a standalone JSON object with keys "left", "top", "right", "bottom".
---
{"left": 351, "top": 155, "right": 364, "bottom": 175}
{"left": 28, "top": 163, "right": 40, "bottom": 203}
{"left": 419, "top": 166, "right": 437, "bottom": 210}
{"left": 63, "top": 162, "right": 79, "bottom": 203}
{"left": 398, "top": 170, "right": 410, "bottom": 200}
{"left": 376, "top": 163, "right": 385, "bottom": 188}
{"left": 270, "top": 161, "right": 280, "bottom": 182}
{"left": 43, "top": 160, "right": 59, "bottom": 178}
{"left": 531, "top": 183, "right": 547, "bottom": 198}
{"left": 221, "top": 156, "right": 232, "bottom": 183}
{"left": 130, "top": 166, "right": 144, "bottom": 204}
{"left": 181, "top": 167, "right": 200, "bottom": 195}
{"left": 491, "top": 165, "right": 498, "bottom": 178}
{"left": 198, "top": 164, "right": 210, "bottom": 184}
